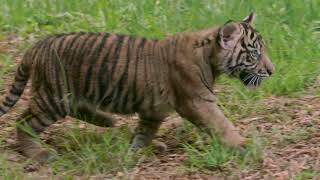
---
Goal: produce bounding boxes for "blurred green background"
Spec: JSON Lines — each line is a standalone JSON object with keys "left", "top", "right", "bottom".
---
{"left": 0, "top": 0, "right": 319, "bottom": 97}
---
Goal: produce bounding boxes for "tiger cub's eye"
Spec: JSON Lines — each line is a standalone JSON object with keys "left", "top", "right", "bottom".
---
{"left": 250, "top": 49, "right": 260, "bottom": 60}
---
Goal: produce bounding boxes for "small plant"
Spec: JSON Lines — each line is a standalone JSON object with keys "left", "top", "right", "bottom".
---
{"left": 183, "top": 132, "right": 264, "bottom": 171}
{"left": 0, "top": 54, "right": 16, "bottom": 84}
{"left": 294, "top": 169, "right": 320, "bottom": 180}
{"left": 183, "top": 137, "right": 236, "bottom": 170}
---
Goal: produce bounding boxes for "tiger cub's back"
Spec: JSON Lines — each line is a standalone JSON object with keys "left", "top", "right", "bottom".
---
{"left": 29, "top": 32, "right": 170, "bottom": 115}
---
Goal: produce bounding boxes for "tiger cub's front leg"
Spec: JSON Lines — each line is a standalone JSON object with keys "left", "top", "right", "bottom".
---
{"left": 176, "top": 95, "right": 246, "bottom": 148}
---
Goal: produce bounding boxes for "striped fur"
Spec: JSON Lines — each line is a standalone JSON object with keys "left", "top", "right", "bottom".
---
{"left": 0, "top": 13, "right": 274, "bottom": 162}
{"left": 1, "top": 33, "right": 171, "bottom": 116}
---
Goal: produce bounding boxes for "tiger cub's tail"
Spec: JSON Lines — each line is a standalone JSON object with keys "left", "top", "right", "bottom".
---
{"left": 0, "top": 51, "right": 31, "bottom": 117}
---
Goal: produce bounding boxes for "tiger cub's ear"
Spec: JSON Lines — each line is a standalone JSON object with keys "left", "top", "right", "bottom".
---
{"left": 243, "top": 12, "right": 256, "bottom": 25}
{"left": 217, "top": 22, "right": 242, "bottom": 50}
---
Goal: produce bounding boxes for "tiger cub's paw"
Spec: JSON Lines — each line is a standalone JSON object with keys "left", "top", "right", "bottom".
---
{"left": 152, "top": 140, "right": 167, "bottom": 153}
{"left": 23, "top": 149, "right": 56, "bottom": 172}
{"left": 31, "top": 149, "right": 56, "bottom": 164}
{"left": 130, "top": 134, "right": 147, "bottom": 152}
{"left": 130, "top": 135, "right": 167, "bottom": 153}
{"left": 223, "top": 129, "right": 247, "bottom": 149}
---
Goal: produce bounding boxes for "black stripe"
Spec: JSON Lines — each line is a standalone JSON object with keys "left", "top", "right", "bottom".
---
{"left": 109, "top": 35, "right": 125, "bottom": 80}
{"left": 250, "top": 32, "right": 255, "bottom": 40}
{"left": 32, "top": 42, "right": 47, "bottom": 91}
{"left": 241, "top": 39, "right": 247, "bottom": 49}
{"left": 62, "top": 33, "right": 86, "bottom": 66}
{"left": 97, "top": 36, "right": 116, "bottom": 104}
{"left": 120, "top": 89, "right": 129, "bottom": 113}
{"left": 32, "top": 40, "right": 50, "bottom": 91}
{"left": 33, "top": 98, "right": 56, "bottom": 124}
{"left": 241, "top": 23, "right": 249, "bottom": 34}
{"left": 10, "top": 84, "right": 22, "bottom": 96}
{"left": 243, "top": 63, "right": 256, "bottom": 68}
{"left": 29, "top": 47, "right": 39, "bottom": 62}
{"left": 131, "top": 39, "right": 144, "bottom": 101}
{"left": 36, "top": 92, "right": 59, "bottom": 120}
{"left": 45, "top": 90, "right": 65, "bottom": 117}
{"left": 131, "top": 38, "right": 146, "bottom": 111}
{"left": 232, "top": 53, "right": 242, "bottom": 67}
{"left": 73, "top": 34, "right": 99, "bottom": 98}
{"left": 141, "top": 40, "right": 148, "bottom": 107}
{"left": 17, "top": 65, "right": 27, "bottom": 77}
{"left": 83, "top": 35, "right": 104, "bottom": 96}
{"left": 135, "top": 39, "right": 150, "bottom": 111}
{"left": 85, "top": 34, "right": 110, "bottom": 100}
{"left": 171, "top": 38, "right": 178, "bottom": 64}
{"left": 5, "top": 96, "right": 15, "bottom": 104}
{"left": 32, "top": 112, "right": 48, "bottom": 128}
{"left": 199, "top": 70, "right": 214, "bottom": 94}
{"left": 63, "top": 33, "right": 86, "bottom": 97}
{"left": 252, "top": 38, "right": 259, "bottom": 46}
{"left": 41, "top": 38, "right": 56, "bottom": 94}
{"left": 20, "top": 63, "right": 29, "bottom": 73}
{"left": 15, "top": 69, "right": 27, "bottom": 82}
{"left": 149, "top": 41, "right": 159, "bottom": 108}
{"left": 63, "top": 33, "right": 86, "bottom": 65}
{"left": 3, "top": 101, "right": 12, "bottom": 107}
{"left": 91, "top": 35, "right": 111, "bottom": 103}
{"left": 235, "top": 50, "right": 245, "bottom": 65}
{"left": 28, "top": 37, "right": 47, "bottom": 64}
{"left": 53, "top": 35, "right": 68, "bottom": 115}
{"left": 100, "top": 35, "right": 125, "bottom": 106}
{"left": 152, "top": 40, "right": 161, "bottom": 85}
{"left": 115, "top": 36, "right": 134, "bottom": 112}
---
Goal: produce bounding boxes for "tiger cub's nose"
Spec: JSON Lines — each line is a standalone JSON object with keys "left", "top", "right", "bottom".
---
{"left": 267, "top": 68, "right": 273, "bottom": 76}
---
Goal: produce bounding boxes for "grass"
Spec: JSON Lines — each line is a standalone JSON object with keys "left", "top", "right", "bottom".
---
{"left": 177, "top": 121, "right": 264, "bottom": 172}
{"left": 0, "top": 54, "right": 16, "bottom": 85}
{"left": 183, "top": 136, "right": 264, "bottom": 171}
{"left": 51, "top": 126, "right": 149, "bottom": 177}
{"left": 0, "top": 155, "right": 23, "bottom": 179}
{"left": 0, "top": 125, "right": 151, "bottom": 178}
{"left": 0, "top": 139, "right": 24, "bottom": 179}
{"left": 295, "top": 169, "right": 320, "bottom": 180}
{"left": 0, "top": 0, "right": 319, "bottom": 178}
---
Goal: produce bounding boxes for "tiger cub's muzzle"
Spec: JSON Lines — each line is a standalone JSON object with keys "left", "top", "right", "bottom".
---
{"left": 240, "top": 56, "right": 274, "bottom": 87}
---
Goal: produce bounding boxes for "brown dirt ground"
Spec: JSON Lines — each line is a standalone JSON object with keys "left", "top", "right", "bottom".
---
{"left": 0, "top": 35, "right": 319, "bottom": 180}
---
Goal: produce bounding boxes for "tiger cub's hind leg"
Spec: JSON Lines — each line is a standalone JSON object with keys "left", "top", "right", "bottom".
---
{"left": 16, "top": 107, "right": 60, "bottom": 163}
{"left": 73, "top": 102, "right": 115, "bottom": 127}
{"left": 131, "top": 111, "right": 168, "bottom": 152}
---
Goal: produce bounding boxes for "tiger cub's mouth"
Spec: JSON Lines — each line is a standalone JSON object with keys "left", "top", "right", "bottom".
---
{"left": 239, "top": 71, "right": 263, "bottom": 88}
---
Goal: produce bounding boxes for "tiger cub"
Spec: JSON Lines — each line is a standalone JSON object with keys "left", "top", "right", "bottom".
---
{"left": 0, "top": 13, "right": 274, "bottom": 163}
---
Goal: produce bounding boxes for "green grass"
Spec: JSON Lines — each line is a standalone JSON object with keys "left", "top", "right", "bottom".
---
{"left": 0, "top": 139, "right": 24, "bottom": 180}
{"left": 177, "top": 121, "right": 264, "bottom": 172}
{"left": 295, "top": 169, "right": 320, "bottom": 180}
{"left": 0, "top": 54, "right": 16, "bottom": 85}
{"left": 1, "top": 0, "right": 320, "bottom": 96}
{"left": 50, "top": 126, "right": 149, "bottom": 177}
{"left": 0, "top": 126, "right": 151, "bottom": 178}
{"left": 183, "top": 139, "right": 263, "bottom": 170}
{"left": 0, "top": 155, "right": 23, "bottom": 180}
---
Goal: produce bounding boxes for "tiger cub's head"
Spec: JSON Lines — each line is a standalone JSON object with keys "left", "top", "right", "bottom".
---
{"left": 215, "top": 13, "right": 274, "bottom": 87}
